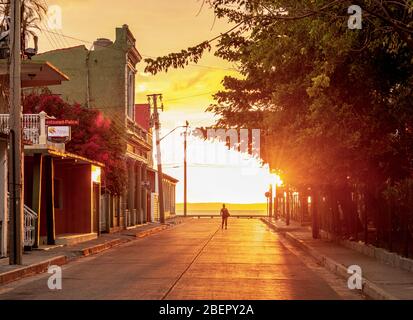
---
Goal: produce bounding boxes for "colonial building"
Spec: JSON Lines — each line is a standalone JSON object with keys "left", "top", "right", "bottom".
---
{"left": 0, "top": 59, "right": 105, "bottom": 256}
{"left": 32, "top": 25, "right": 175, "bottom": 231}
{"left": 1, "top": 60, "right": 70, "bottom": 256}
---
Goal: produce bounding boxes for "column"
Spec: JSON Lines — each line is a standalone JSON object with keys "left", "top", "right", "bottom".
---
{"left": 0, "top": 140, "right": 7, "bottom": 257}
{"left": 142, "top": 164, "right": 148, "bottom": 224}
{"left": 103, "top": 192, "right": 110, "bottom": 233}
{"left": 121, "top": 190, "right": 127, "bottom": 229}
{"left": 127, "top": 160, "right": 136, "bottom": 226}
{"left": 117, "top": 195, "right": 121, "bottom": 228}
{"left": 31, "top": 153, "right": 43, "bottom": 248}
{"left": 44, "top": 156, "right": 55, "bottom": 245}
{"left": 109, "top": 194, "right": 114, "bottom": 229}
{"left": 136, "top": 162, "right": 142, "bottom": 224}
{"left": 38, "top": 111, "right": 47, "bottom": 145}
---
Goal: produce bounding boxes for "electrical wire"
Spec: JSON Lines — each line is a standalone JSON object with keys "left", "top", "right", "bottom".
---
{"left": 41, "top": 0, "right": 70, "bottom": 48}
{"left": 38, "top": 28, "right": 239, "bottom": 72}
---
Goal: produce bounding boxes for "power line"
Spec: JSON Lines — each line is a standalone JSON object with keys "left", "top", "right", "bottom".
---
{"left": 163, "top": 91, "right": 217, "bottom": 103}
{"left": 39, "top": 21, "right": 60, "bottom": 50}
{"left": 37, "top": 29, "right": 230, "bottom": 105}
{"left": 38, "top": 28, "right": 239, "bottom": 73}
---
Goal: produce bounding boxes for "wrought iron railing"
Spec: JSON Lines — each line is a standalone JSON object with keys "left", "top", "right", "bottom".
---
{"left": 6, "top": 193, "right": 38, "bottom": 248}
{"left": 23, "top": 205, "right": 37, "bottom": 247}
{"left": 0, "top": 114, "right": 42, "bottom": 145}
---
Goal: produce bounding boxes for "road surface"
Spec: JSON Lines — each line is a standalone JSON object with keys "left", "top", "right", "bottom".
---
{"left": 0, "top": 219, "right": 363, "bottom": 300}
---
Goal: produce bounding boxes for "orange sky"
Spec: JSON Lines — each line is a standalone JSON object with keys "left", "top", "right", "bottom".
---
{"left": 38, "top": 0, "right": 276, "bottom": 204}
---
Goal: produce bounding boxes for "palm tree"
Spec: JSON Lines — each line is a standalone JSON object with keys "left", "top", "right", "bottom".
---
{"left": 0, "top": 0, "right": 47, "bottom": 52}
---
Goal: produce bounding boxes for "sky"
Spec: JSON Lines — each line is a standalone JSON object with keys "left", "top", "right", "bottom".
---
{"left": 38, "top": 0, "right": 277, "bottom": 204}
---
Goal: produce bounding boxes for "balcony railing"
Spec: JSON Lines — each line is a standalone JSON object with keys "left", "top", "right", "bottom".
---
{"left": 4, "top": 193, "right": 38, "bottom": 248}
{"left": 24, "top": 205, "right": 38, "bottom": 247}
{"left": 0, "top": 112, "right": 49, "bottom": 146}
{"left": 127, "top": 119, "right": 151, "bottom": 145}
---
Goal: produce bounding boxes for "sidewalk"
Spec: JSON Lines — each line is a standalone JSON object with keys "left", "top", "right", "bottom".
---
{"left": 0, "top": 217, "right": 184, "bottom": 286}
{"left": 262, "top": 218, "right": 413, "bottom": 300}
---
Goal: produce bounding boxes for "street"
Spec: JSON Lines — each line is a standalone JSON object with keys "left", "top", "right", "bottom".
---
{"left": 0, "top": 219, "right": 363, "bottom": 300}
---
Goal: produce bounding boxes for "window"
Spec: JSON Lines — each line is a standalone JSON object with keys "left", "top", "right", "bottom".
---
{"left": 127, "top": 68, "right": 135, "bottom": 119}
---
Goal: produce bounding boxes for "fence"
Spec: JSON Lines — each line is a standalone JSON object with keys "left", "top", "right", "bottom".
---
{"left": 275, "top": 182, "right": 413, "bottom": 259}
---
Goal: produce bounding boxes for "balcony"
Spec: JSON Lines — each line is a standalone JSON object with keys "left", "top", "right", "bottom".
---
{"left": 126, "top": 118, "right": 152, "bottom": 149}
{"left": 0, "top": 111, "right": 52, "bottom": 147}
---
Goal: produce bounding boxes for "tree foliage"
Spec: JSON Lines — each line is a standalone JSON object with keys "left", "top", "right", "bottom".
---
{"left": 0, "top": 0, "right": 47, "bottom": 49}
{"left": 145, "top": 0, "right": 413, "bottom": 192}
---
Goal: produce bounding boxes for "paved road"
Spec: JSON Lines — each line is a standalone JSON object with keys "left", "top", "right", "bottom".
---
{"left": 0, "top": 219, "right": 363, "bottom": 300}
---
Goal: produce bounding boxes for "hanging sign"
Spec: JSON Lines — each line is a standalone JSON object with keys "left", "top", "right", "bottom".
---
{"left": 47, "top": 126, "right": 71, "bottom": 143}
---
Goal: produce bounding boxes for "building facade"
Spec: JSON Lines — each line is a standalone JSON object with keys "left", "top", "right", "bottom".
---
{"left": 32, "top": 25, "right": 175, "bottom": 231}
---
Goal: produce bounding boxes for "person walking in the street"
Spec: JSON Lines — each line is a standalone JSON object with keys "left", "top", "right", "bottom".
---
{"left": 220, "top": 204, "right": 230, "bottom": 230}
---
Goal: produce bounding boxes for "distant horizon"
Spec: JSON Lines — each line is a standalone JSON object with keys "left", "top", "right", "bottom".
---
{"left": 176, "top": 202, "right": 268, "bottom": 211}
{"left": 176, "top": 202, "right": 267, "bottom": 205}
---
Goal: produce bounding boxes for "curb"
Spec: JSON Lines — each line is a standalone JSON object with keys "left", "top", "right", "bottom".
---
{"left": 135, "top": 225, "right": 168, "bottom": 238}
{"left": 262, "top": 218, "right": 398, "bottom": 300}
{"left": 0, "top": 255, "right": 67, "bottom": 286}
{"left": 79, "top": 238, "right": 128, "bottom": 257}
{"left": 0, "top": 223, "right": 174, "bottom": 286}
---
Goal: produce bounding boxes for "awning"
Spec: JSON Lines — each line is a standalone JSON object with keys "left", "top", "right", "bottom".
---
{"left": 24, "top": 147, "right": 104, "bottom": 168}
{"left": 0, "top": 59, "right": 69, "bottom": 87}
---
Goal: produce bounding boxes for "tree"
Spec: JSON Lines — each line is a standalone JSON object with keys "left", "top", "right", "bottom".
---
{"left": 145, "top": 0, "right": 413, "bottom": 247}
{"left": 0, "top": 0, "right": 46, "bottom": 50}
{"left": 145, "top": 0, "right": 413, "bottom": 187}
{"left": 145, "top": 1, "right": 413, "bottom": 74}
{"left": 23, "top": 90, "right": 128, "bottom": 195}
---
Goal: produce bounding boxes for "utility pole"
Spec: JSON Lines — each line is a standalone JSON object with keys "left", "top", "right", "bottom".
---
{"left": 9, "top": 0, "right": 23, "bottom": 265}
{"left": 184, "top": 121, "right": 188, "bottom": 217}
{"left": 148, "top": 94, "right": 165, "bottom": 224}
{"left": 269, "top": 184, "right": 273, "bottom": 219}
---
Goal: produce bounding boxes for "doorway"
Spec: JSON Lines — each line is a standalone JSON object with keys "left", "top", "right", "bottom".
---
{"left": 92, "top": 183, "right": 100, "bottom": 234}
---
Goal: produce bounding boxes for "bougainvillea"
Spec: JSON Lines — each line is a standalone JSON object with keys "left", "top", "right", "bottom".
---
{"left": 23, "top": 89, "right": 127, "bottom": 194}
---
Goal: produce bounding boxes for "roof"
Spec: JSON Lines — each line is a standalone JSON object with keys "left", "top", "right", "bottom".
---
{"left": 35, "top": 45, "right": 87, "bottom": 56}
{"left": 0, "top": 59, "right": 69, "bottom": 87}
{"left": 163, "top": 172, "right": 179, "bottom": 184}
{"left": 147, "top": 168, "right": 179, "bottom": 184}
{"left": 25, "top": 146, "right": 104, "bottom": 168}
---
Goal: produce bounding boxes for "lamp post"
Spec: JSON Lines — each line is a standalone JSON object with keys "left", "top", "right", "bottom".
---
{"left": 183, "top": 121, "right": 189, "bottom": 217}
